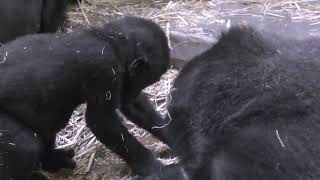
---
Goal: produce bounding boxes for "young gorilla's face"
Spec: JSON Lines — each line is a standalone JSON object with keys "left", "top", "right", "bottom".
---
{"left": 119, "top": 17, "right": 170, "bottom": 103}
{"left": 123, "top": 44, "right": 167, "bottom": 103}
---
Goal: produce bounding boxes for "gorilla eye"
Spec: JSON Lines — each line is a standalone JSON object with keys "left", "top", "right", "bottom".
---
{"left": 145, "top": 45, "right": 154, "bottom": 53}
{"left": 137, "top": 42, "right": 153, "bottom": 53}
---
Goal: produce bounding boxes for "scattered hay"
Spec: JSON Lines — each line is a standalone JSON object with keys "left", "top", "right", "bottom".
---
{"left": 67, "top": 0, "right": 320, "bottom": 36}
{"left": 52, "top": 68, "right": 178, "bottom": 179}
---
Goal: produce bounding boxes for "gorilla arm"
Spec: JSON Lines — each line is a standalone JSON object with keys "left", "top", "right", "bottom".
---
{"left": 84, "top": 70, "right": 163, "bottom": 175}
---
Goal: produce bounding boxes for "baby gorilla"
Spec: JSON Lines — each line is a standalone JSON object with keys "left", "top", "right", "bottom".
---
{"left": 126, "top": 26, "right": 320, "bottom": 180}
{"left": 0, "top": 16, "right": 169, "bottom": 180}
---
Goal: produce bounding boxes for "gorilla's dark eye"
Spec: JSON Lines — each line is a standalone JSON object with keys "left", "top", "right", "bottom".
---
{"left": 145, "top": 45, "right": 154, "bottom": 53}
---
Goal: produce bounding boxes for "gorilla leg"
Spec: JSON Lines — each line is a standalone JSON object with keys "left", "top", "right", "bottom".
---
{"left": 0, "top": 132, "right": 10, "bottom": 180}
{"left": 39, "top": 131, "right": 76, "bottom": 172}
{"left": 0, "top": 110, "right": 43, "bottom": 180}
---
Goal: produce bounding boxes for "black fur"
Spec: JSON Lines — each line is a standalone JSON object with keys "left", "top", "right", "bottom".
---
{"left": 131, "top": 26, "right": 320, "bottom": 180}
{"left": 0, "top": 0, "right": 79, "bottom": 43}
{"left": 0, "top": 110, "right": 43, "bottom": 180}
{"left": 0, "top": 16, "right": 169, "bottom": 180}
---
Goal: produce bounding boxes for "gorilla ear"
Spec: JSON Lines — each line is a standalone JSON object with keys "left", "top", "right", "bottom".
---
{"left": 128, "top": 56, "right": 149, "bottom": 76}
{"left": 128, "top": 42, "right": 150, "bottom": 75}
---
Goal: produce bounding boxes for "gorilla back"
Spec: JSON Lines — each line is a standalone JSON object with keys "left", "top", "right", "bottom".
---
{"left": 0, "top": 16, "right": 169, "bottom": 179}
{"left": 152, "top": 27, "right": 320, "bottom": 180}
{"left": 0, "top": 0, "right": 79, "bottom": 43}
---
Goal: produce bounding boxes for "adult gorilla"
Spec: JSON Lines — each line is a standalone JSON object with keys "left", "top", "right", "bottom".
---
{"left": 127, "top": 26, "right": 320, "bottom": 180}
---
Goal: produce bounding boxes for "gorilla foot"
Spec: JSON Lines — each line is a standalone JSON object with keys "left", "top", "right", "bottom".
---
{"left": 133, "top": 164, "right": 188, "bottom": 180}
{"left": 41, "top": 148, "right": 76, "bottom": 172}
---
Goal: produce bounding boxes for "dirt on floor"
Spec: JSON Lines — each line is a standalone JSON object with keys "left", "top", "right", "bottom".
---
{"left": 46, "top": 0, "right": 320, "bottom": 179}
